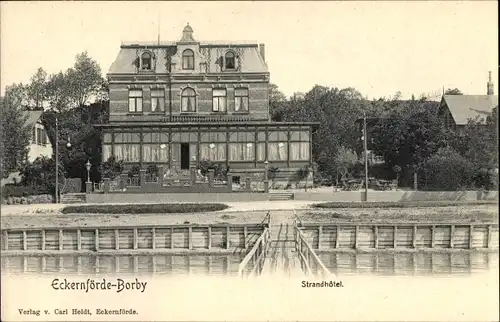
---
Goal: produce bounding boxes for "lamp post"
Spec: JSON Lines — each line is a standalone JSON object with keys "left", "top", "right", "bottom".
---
{"left": 264, "top": 160, "right": 269, "bottom": 193}
{"left": 362, "top": 113, "right": 369, "bottom": 202}
{"left": 85, "top": 160, "right": 91, "bottom": 183}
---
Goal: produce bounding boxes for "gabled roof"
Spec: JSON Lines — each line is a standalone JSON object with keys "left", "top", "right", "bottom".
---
{"left": 22, "top": 110, "right": 43, "bottom": 128}
{"left": 441, "top": 95, "right": 498, "bottom": 125}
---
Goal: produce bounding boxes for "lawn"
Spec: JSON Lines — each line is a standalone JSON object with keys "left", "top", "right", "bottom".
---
{"left": 61, "top": 203, "right": 229, "bottom": 214}
{"left": 311, "top": 200, "right": 498, "bottom": 209}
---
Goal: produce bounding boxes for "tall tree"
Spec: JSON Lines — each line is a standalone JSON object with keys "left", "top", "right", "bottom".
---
{"left": 0, "top": 84, "right": 31, "bottom": 178}
{"left": 444, "top": 88, "right": 463, "bottom": 95}
{"left": 26, "top": 68, "right": 48, "bottom": 110}
{"left": 268, "top": 83, "right": 287, "bottom": 121}
{"left": 65, "top": 51, "right": 103, "bottom": 108}
{"left": 370, "top": 99, "right": 448, "bottom": 185}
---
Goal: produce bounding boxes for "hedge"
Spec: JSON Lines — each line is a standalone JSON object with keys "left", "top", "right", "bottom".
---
{"left": 311, "top": 200, "right": 498, "bottom": 209}
{"left": 1, "top": 184, "right": 50, "bottom": 198}
{"left": 61, "top": 203, "right": 229, "bottom": 214}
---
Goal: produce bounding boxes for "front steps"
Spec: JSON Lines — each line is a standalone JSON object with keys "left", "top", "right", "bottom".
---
{"left": 60, "top": 193, "right": 86, "bottom": 204}
{"left": 268, "top": 191, "right": 295, "bottom": 201}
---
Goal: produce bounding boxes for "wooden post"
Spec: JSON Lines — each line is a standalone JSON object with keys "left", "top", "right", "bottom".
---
{"left": 133, "top": 228, "right": 138, "bottom": 250}
{"left": 58, "top": 256, "right": 64, "bottom": 273}
{"left": 133, "top": 256, "right": 138, "bottom": 273}
{"left": 469, "top": 225, "right": 474, "bottom": 249}
{"left": 243, "top": 226, "right": 248, "bottom": 249}
{"left": 354, "top": 225, "right": 359, "bottom": 249}
{"left": 207, "top": 256, "right": 212, "bottom": 275}
{"left": 318, "top": 226, "right": 323, "bottom": 250}
{"left": 431, "top": 226, "right": 435, "bottom": 249}
{"left": 115, "top": 229, "right": 119, "bottom": 250}
{"left": 95, "top": 256, "right": 100, "bottom": 273}
{"left": 207, "top": 227, "right": 212, "bottom": 249}
{"left": 115, "top": 257, "right": 120, "bottom": 273}
{"left": 450, "top": 225, "right": 455, "bottom": 249}
{"left": 59, "top": 229, "right": 64, "bottom": 251}
{"left": 3, "top": 231, "right": 8, "bottom": 251}
{"left": 23, "top": 231, "right": 27, "bottom": 251}
{"left": 152, "top": 256, "right": 156, "bottom": 274}
{"left": 393, "top": 226, "right": 398, "bottom": 249}
{"left": 335, "top": 225, "right": 340, "bottom": 249}
{"left": 22, "top": 257, "right": 27, "bottom": 273}
{"left": 412, "top": 225, "right": 417, "bottom": 249}
{"left": 77, "top": 229, "right": 82, "bottom": 251}
{"left": 171, "top": 227, "right": 174, "bottom": 249}
{"left": 226, "top": 226, "right": 230, "bottom": 250}
{"left": 95, "top": 229, "right": 99, "bottom": 251}
{"left": 41, "top": 257, "right": 46, "bottom": 271}
{"left": 374, "top": 226, "right": 379, "bottom": 249}
{"left": 152, "top": 228, "right": 156, "bottom": 250}
{"left": 188, "top": 226, "right": 193, "bottom": 250}
{"left": 41, "top": 230, "right": 45, "bottom": 251}
{"left": 487, "top": 225, "right": 492, "bottom": 248}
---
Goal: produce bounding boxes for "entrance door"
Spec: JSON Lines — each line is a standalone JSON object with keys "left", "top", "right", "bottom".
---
{"left": 180, "top": 143, "right": 190, "bottom": 170}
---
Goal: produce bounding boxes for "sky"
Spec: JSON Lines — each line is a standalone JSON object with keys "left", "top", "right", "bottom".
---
{"left": 1, "top": 1, "right": 498, "bottom": 100}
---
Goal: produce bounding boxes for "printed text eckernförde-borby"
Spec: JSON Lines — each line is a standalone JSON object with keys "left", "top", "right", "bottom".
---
{"left": 51, "top": 278, "right": 147, "bottom": 293}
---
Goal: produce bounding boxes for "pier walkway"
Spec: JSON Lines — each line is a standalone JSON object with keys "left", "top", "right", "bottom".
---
{"left": 237, "top": 210, "right": 333, "bottom": 278}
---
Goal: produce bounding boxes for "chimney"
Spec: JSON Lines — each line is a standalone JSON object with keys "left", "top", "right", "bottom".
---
{"left": 487, "top": 71, "right": 494, "bottom": 95}
{"left": 259, "top": 44, "right": 265, "bottom": 62}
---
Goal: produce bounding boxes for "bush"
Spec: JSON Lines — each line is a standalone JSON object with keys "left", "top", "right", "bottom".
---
{"left": 311, "top": 200, "right": 497, "bottom": 209}
{"left": 61, "top": 203, "right": 229, "bottom": 214}
{"left": 1, "top": 184, "right": 49, "bottom": 198}
{"left": 423, "top": 147, "right": 475, "bottom": 191}
{"left": 2, "top": 194, "right": 54, "bottom": 205}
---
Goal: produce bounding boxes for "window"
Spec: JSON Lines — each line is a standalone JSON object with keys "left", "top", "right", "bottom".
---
{"left": 229, "top": 132, "right": 255, "bottom": 161}
{"left": 182, "top": 49, "right": 194, "bottom": 70}
{"left": 267, "top": 131, "right": 288, "bottom": 161}
{"left": 289, "top": 131, "right": 310, "bottom": 161}
{"left": 32, "top": 127, "right": 36, "bottom": 143}
{"left": 200, "top": 132, "right": 226, "bottom": 162}
{"left": 36, "top": 128, "right": 42, "bottom": 145}
{"left": 142, "top": 133, "right": 169, "bottom": 163}
{"left": 41, "top": 129, "right": 47, "bottom": 145}
{"left": 181, "top": 88, "right": 196, "bottom": 112}
{"left": 151, "top": 89, "right": 165, "bottom": 112}
{"left": 235, "top": 88, "right": 249, "bottom": 112}
{"left": 141, "top": 52, "right": 152, "bottom": 70}
{"left": 128, "top": 89, "right": 143, "bottom": 113}
{"left": 225, "top": 51, "right": 235, "bottom": 69}
{"left": 113, "top": 133, "right": 140, "bottom": 162}
{"left": 102, "top": 145, "right": 112, "bottom": 162}
{"left": 212, "top": 89, "right": 227, "bottom": 112}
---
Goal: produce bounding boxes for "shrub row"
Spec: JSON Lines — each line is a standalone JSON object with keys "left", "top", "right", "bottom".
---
{"left": 1, "top": 184, "right": 50, "bottom": 198}
{"left": 2, "top": 194, "right": 54, "bottom": 205}
{"left": 311, "top": 200, "right": 498, "bottom": 209}
{"left": 61, "top": 203, "right": 229, "bottom": 214}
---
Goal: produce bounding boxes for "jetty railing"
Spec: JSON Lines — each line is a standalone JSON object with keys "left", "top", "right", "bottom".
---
{"left": 294, "top": 226, "right": 333, "bottom": 278}
{"left": 237, "top": 227, "right": 271, "bottom": 278}
{"left": 293, "top": 209, "right": 333, "bottom": 278}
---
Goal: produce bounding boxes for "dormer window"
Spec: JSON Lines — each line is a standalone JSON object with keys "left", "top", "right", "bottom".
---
{"left": 225, "top": 51, "right": 235, "bottom": 70}
{"left": 141, "top": 52, "right": 152, "bottom": 70}
{"left": 182, "top": 49, "right": 194, "bottom": 70}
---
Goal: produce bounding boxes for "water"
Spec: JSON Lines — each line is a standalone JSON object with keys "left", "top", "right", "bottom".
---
{"left": 1, "top": 251, "right": 498, "bottom": 277}
{"left": 319, "top": 251, "right": 499, "bottom": 276}
{"left": 1, "top": 254, "right": 246, "bottom": 276}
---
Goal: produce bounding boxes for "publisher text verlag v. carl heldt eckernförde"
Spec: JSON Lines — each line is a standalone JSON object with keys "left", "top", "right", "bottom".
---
{"left": 51, "top": 278, "right": 147, "bottom": 293}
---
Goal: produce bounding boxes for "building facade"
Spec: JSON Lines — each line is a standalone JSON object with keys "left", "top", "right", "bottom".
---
{"left": 97, "top": 24, "right": 315, "bottom": 184}
{"left": 25, "top": 111, "right": 52, "bottom": 162}
{"left": 438, "top": 72, "right": 498, "bottom": 133}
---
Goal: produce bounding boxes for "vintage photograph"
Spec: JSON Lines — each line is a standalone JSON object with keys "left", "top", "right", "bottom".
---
{"left": 1, "top": 1, "right": 498, "bottom": 321}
